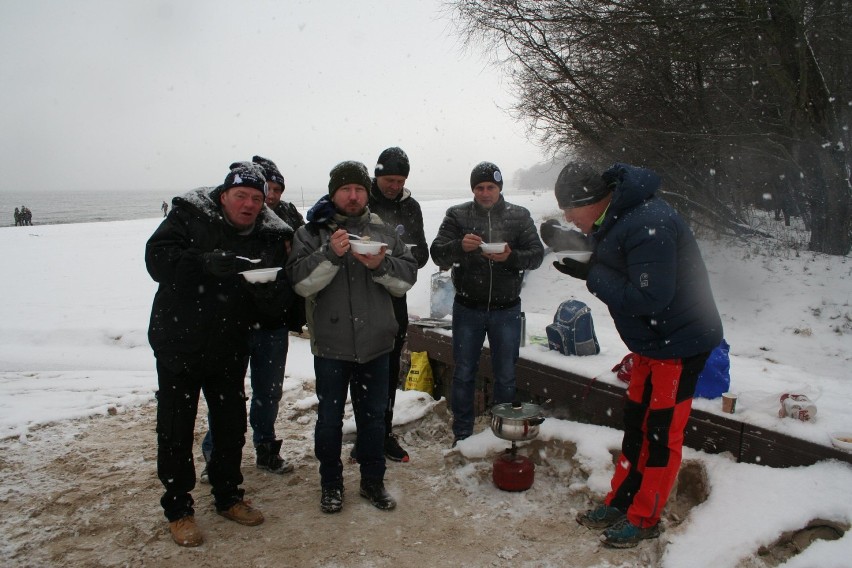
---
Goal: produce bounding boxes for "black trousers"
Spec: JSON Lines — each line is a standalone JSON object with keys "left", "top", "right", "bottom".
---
{"left": 385, "top": 294, "right": 409, "bottom": 434}
{"left": 155, "top": 350, "right": 249, "bottom": 521}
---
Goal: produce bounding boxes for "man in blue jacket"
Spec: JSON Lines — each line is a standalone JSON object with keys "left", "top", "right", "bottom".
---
{"left": 553, "top": 162, "right": 723, "bottom": 548}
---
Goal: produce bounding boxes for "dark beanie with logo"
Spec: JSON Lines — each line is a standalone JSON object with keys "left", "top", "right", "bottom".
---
{"left": 223, "top": 161, "right": 268, "bottom": 196}
{"left": 470, "top": 161, "right": 503, "bottom": 190}
{"left": 328, "top": 161, "right": 372, "bottom": 195}
{"left": 252, "top": 155, "right": 286, "bottom": 188}
{"left": 375, "top": 147, "right": 410, "bottom": 178}
{"left": 554, "top": 162, "right": 610, "bottom": 208}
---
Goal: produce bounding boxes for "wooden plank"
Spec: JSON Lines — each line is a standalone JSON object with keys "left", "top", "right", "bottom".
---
{"left": 740, "top": 424, "right": 852, "bottom": 468}
{"left": 406, "top": 326, "right": 852, "bottom": 468}
{"left": 686, "top": 411, "right": 743, "bottom": 459}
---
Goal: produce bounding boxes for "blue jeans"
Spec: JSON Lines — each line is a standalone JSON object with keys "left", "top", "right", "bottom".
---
{"left": 202, "top": 326, "right": 289, "bottom": 460}
{"left": 450, "top": 302, "right": 522, "bottom": 438}
{"left": 314, "top": 354, "right": 389, "bottom": 488}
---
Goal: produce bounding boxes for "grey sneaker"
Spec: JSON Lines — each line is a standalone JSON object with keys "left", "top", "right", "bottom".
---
{"left": 576, "top": 505, "right": 625, "bottom": 529}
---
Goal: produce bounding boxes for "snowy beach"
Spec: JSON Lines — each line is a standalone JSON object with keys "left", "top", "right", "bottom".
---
{"left": 1, "top": 192, "right": 851, "bottom": 567}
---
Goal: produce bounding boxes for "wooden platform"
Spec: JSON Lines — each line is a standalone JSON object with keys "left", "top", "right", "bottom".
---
{"left": 408, "top": 325, "right": 852, "bottom": 468}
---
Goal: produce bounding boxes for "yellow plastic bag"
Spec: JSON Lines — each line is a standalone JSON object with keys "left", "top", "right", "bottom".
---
{"left": 404, "top": 351, "right": 434, "bottom": 395}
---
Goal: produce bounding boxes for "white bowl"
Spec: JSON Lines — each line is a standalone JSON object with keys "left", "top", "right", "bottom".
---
{"left": 555, "top": 250, "right": 593, "bottom": 263}
{"left": 829, "top": 431, "right": 852, "bottom": 451}
{"left": 480, "top": 242, "right": 507, "bottom": 254}
{"left": 350, "top": 241, "right": 387, "bottom": 255}
{"left": 239, "top": 267, "right": 281, "bottom": 283}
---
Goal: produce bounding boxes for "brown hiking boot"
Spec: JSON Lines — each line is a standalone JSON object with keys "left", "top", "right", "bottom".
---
{"left": 169, "top": 515, "right": 203, "bottom": 547}
{"left": 217, "top": 500, "right": 264, "bottom": 526}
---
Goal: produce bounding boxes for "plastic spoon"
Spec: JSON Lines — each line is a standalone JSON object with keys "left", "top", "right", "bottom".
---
{"left": 236, "top": 256, "right": 262, "bottom": 264}
{"left": 346, "top": 233, "right": 362, "bottom": 240}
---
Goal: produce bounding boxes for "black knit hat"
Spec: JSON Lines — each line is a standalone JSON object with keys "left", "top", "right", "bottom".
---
{"left": 328, "top": 161, "right": 372, "bottom": 195}
{"left": 554, "top": 162, "right": 610, "bottom": 208}
{"left": 470, "top": 161, "right": 503, "bottom": 189}
{"left": 375, "top": 147, "right": 410, "bottom": 178}
{"left": 252, "top": 155, "right": 286, "bottom": 188}
{"left": 223, "top": 161, "right": 267, "bottom": 196}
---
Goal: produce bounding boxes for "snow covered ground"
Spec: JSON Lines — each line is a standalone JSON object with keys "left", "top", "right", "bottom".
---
{"left": 1, "top": 192, "right": 851, "bottom": 567}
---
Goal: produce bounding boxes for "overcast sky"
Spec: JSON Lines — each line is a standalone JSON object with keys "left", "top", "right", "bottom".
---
{"left": 0, "top": 0, "right": 549, "bottom": 197}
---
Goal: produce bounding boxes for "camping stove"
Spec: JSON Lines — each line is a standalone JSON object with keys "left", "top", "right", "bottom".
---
{"left": 489, "top": 402, "right": 545, "bottom": 492}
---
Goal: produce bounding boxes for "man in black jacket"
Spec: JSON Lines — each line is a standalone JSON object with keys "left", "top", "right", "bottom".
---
{"left": 430, "top": 162, "right": 544, "bottom": 446}
{"left": 355, "top": 147, "right": 430, "bottom": 463}
{"left": 553, "top": 162, "right": 723, "bottom": 548}
{"left": 146, "top": 162, "right": 295, "bottom": 547}
{"left": 199, "top": 155, "right": 304, "bottom": 481}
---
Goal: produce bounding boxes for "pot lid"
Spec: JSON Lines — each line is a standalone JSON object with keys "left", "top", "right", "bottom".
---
{"left": 491, "top": 401, "right": 543, "bottom": 420}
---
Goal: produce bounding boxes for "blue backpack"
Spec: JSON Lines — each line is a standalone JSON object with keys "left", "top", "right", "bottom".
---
{"left": 546, "top": 300, "right": 601, "bottom": 356}
{"left": 694, "top": 339, "right": 731, "bottom": 399}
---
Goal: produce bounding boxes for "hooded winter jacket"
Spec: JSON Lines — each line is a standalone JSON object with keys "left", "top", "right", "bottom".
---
{"left": 368, "top": 181, "right": 430, "bottom": 269}
{"left": 146, "top": 187, "right": 295, "bottom": 359}
{"left": 285, "top": 197, "right": 418, "bottom": 363}
{"left": 586, "top": 163, "right": 723, "bottom": 359}
{"left": 430, "top": 195, "right": 544, "bottom": 310}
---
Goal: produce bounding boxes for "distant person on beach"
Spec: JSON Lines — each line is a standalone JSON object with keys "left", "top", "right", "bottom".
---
{"left": 20, "top": 206, "right": 32, "bottom": 226}
{"left": 14, "top": 207, "right": 21, "bottom": 226}
{"left": 145, "top": 161, "right": 296, "bottom": 547}
{"left": 286, "top": 160, "right": 417, "bottom": 514}
{"left": 553, "top": 162, "right": 722, "bottom": 548}
{"left": 161, "top": 201, "right": 168, "bottom": 217}
{"left": 199, "top": 154, "right": 304, "bottom": 484}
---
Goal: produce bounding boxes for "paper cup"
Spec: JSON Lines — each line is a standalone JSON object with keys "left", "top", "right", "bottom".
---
{"left": 721, "top": 392, "right": 738, "bottom": 414}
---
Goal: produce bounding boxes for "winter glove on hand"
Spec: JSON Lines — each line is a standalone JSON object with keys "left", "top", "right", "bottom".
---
{"left": 540, "top": 219, "right": 560, "bottom": 247}
{"left": 553, "top": 257, "right": 591, "bottom": 280}
{"left": 202, "top": 250, "right": 237, "bottom": 278}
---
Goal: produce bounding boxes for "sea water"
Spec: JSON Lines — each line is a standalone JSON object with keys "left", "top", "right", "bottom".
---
{"left": 1, "top": 186, "right": 542, "bottom": 227}
{"left": 1, "top": 190, "right": 177, "bottom": 227}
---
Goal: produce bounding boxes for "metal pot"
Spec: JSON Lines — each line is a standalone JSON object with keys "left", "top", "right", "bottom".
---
{"left": 490, "top": 402, "right": 545, "bottom": 441}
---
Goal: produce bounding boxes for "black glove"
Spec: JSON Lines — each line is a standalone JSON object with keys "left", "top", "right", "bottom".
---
{"left": 202, "top": 250, "right": 237, "bottom": 278}
{"left": 553, "top": 257, "right": 591, "bottom": 280}
{"left": 540, "top": 219, "right": 560, "bottom": 247}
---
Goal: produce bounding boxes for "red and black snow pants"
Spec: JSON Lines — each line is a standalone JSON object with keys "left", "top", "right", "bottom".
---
{"left": 604, "top": 351, "right": 710, "bottom": 527}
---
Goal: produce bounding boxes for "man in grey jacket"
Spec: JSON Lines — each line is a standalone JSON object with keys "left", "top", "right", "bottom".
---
{"left": 285, "top": 161, "right": 418, "bottom": 514}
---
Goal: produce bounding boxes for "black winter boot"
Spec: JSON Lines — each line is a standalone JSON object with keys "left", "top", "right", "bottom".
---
{"left": 359, "top": 478, "right": 396, "bottom": 510}
{"left": 256, "top": 440, "right": 294, "bottom": 474}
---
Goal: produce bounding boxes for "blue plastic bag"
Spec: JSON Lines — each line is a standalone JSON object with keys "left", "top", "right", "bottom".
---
{"left": 694, "top": 339, "right": 731, "bottom": 399}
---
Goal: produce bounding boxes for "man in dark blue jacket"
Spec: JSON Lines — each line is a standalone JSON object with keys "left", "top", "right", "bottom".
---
{"left": 553, "top": 162, "right": 723, "bottom": 548}
{"left": 431, "top": 162, "right": 544, "bottom": 446}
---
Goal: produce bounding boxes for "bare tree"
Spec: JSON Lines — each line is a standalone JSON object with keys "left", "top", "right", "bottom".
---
{"left": 448, "top": 0, "right": 851, "bottom": 254}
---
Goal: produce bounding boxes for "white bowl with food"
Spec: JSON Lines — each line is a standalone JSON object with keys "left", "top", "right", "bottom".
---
{"left": 829, "top": 432, "right": 852, "bottom": 451}
{"left": 350, "top": 241, "right": 387, "bottom": 255}
{"left": 239, "top": 267, "right": 281, "bottom": 283}
{"left": 555, "top": 250, "right": 593, "bottom": 263}
{"left": 479, "top": 242, "right": 507, "bottom": 254}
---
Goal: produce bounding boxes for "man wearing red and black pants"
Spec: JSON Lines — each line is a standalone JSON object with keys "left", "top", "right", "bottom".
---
{"left": 552, "top": 162, "right": 723, "bottom": 548}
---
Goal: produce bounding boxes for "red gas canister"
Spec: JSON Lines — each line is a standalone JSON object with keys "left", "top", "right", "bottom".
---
{"left": 492, "top": 450, "right": 535, "bottom": 492}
